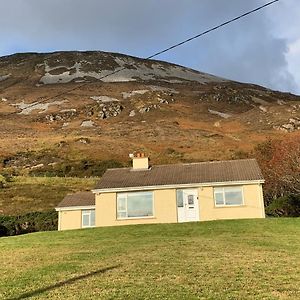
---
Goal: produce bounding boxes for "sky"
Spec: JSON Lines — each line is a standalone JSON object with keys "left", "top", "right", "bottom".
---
{"left": 0, "top": 0, "right": 299, "bottom": 95}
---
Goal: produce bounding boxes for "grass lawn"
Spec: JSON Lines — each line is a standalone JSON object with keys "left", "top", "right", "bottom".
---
{"left": 0, "top": 218, "right": 299, "bottom": 299}
{"left": 0, "top": 176, "right": 97, "bottom": 215}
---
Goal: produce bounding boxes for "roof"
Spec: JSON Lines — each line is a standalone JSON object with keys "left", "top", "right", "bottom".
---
{"left": 95, "top": 159, "right": 264, "bottom": 191}
{"left": 56, "top": 191, "right": 95, "bottom": 208}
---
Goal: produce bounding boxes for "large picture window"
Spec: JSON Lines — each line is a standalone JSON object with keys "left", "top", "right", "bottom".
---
{"left": 214, "top": 187, "right": 244, "bottom": 206}
{"left": 117, "top": 191, "right": 154, "bottom": 219}
{"left": 82, "top": 210, "right": 95, "bottom": 227}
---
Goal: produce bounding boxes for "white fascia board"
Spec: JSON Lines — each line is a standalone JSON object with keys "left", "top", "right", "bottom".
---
{"left": 92, "top": 180, "right": 265, "bottom": 194}
{"left": 55, "top": 205, "right": 95, "bottom": 212}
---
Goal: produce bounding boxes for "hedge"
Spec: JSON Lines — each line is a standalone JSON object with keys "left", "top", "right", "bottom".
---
{"left": 0, "top": 210, "right": 58, "bottom": 237}
{"left": 265, "top": 194, "right": 300, "bottom": 217}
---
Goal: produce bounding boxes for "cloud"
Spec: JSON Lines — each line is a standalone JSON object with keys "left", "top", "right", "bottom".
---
{"left": 0, "top": 0, "right": 299, "bottom": 94}
{"left": 286, "top": 38, "right": 300, "bottom": 90}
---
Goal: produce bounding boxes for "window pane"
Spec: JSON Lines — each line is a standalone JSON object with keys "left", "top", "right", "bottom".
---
{"left": 117, "top": 211, "right": 127, "bottom": 219}
{"left": 117, "top": 197, "right": 126, "bottom": 211}
{"left": 127, "top": 192, "right": 153, "bottom": 217}
{"left": 225, "top": 189, "right": 243, "bottom": 205}
{"left": 188, "top": 195, "right": 194, "bottom": 205}
{"left": 215, "top": 192, "right": 224, "bottom": 205}
{"left": 82, "top": 214, "right": 90, "bottom": 227}
{"left": 90, "top": 210, "right": 95, "bottom": 226}
{"left": 176, "top": 190, "right": 184, "bottom": 207}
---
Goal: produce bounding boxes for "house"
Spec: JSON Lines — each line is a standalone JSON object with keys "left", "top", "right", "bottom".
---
{"left": 56, "top": 192, "right": 95, "bottom": 231}
{"left": 56, "top": 155, "right": 265, "bottom": 230}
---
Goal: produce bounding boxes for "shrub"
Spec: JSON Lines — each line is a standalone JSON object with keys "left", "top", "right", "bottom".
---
{"left": 254, "top": 136, "right": 300, "bottom": 203}
{"left": 265, "top": 195, "right": 300, "bottom": 217}
{"left": 0, "top": 224, "right": 8, "bottom": 237}
{"left": 0, "top": 174, "right": 7, "bottom": 188}
{"left": 0, "top": 210, "right": 58, "bottom": 236}
{"left": 29, "top": 159, "right": 124, "bottom": 177}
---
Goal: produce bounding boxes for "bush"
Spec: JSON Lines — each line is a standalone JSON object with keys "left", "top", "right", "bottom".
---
{"left": 0, "top": 175, "right": 6, "bottom": 188}
{"left": 265, "top": 195, "right": 300, "bottom": 217}
{"left": 254, "top": 137, "right": 300, "bottom": 203}
{"left": 0, "top": 210, "right": 58, "bottom": 236}
{"left": 0, "top": 224, "right": 8, "bottom": 237}
{"left": 29, "top": 159, "right": 124, "bottom": 177}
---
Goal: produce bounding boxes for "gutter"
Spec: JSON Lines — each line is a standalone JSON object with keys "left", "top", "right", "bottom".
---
{"left": 92, "top": 179, "right": 265, "bottom": 194}
{"left": 55, "top": 205, "right": 96, "bottom": 212}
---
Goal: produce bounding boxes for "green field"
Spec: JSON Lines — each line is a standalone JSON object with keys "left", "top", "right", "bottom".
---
{"left": 1, "top": 218, "right": 299, "bottom": 299}
{"left": 0, "top": 176, "right": 97, "bottom": 215}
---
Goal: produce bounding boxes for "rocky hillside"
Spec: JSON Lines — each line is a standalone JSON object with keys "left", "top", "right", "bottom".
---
{"left": 0, "top": 51, "right": 299, "bottom": 173}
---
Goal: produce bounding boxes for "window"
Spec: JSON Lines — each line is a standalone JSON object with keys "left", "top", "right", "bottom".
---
{"left": 214, "top": 187, "right": 243, "bottom": 206}
{"left": 188, "top": 195, "right": 194, "bottom": 205}
{"left": 82, "top": 210, "right": 95, "bottom": 227}
{"left": 176, "top": 190, "right": 184, "bottom": 207}
{"left": 117, "top": 191, "right": 153, "bottom": 219}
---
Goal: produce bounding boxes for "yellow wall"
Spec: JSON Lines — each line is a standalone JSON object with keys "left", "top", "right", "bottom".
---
{"left": 58, "top": 210, "right": 82, "bottom": 230}
{"left": 199, "top": 184, "right": 265, "bottom": 221}
{"left": 59, "top": 183, "right": 265, "bottom": 230}
{"left": 95, "top": 189, "right": 178, "bottom": 227}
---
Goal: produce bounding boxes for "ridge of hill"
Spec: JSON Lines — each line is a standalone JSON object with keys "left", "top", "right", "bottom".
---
{"left": 0, "top": 50, "right": 300, "bottom": 174}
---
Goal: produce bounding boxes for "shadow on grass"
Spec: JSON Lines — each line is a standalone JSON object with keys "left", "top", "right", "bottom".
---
{"left": 9, "top": 265, "right": 119, "bottom": 300}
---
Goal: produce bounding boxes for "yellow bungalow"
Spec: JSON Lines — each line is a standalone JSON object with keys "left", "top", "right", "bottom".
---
{"left": 56, "top": 155, "right": 265, "bottom": 230}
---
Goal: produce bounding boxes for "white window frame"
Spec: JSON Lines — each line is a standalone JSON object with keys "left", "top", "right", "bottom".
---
{"left": 81, "top": 209, "right": 95, "bottom": 228}
{"left": 214, "top": 186, "right": 244, "bottom": 207}
{"left": 117, "top": 191, "right": 154, "bottom": 220}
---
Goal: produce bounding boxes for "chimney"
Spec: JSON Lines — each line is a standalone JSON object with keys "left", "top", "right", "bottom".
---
{"left": 130, "top": 152, "right": 149, "bottom": 170}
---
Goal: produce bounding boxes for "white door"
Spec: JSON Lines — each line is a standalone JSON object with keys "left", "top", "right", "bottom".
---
{"left": 177, "top": 189, "right": 199, "bottom": 223}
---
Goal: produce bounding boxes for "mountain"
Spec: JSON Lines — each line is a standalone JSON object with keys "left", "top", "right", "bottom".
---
{"left": 0, "top": 51, "right": 300, "bottom": 173}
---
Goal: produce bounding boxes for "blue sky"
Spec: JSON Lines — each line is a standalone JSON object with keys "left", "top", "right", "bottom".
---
{"left": 1, "top": 0, "right": 299, "bottom": 94}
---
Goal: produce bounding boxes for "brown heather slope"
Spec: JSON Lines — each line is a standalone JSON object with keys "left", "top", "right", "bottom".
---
{"left": 0, "top": 51, "right": 300, "bottom": 173}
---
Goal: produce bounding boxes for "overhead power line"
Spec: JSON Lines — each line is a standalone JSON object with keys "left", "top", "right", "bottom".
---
{"left": 146, "top": 0, "right": 280, "bottom": 60}
{"left": 4, "top": 0, "right": 279, "bottom": 116}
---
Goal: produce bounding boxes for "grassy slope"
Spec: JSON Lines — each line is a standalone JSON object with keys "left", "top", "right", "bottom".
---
{"left": 0, "top": 177, "right": 97, "bottom": 215}
{"left": 1, "top": 219, "right": 299, "bottom": 300}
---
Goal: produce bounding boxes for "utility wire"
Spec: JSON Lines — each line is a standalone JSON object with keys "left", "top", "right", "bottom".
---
{"left": 4, "top": 0, "right": 279, "bottom": 116}
{"left": 146, "top": 0, "right": 279, "bottom": 59}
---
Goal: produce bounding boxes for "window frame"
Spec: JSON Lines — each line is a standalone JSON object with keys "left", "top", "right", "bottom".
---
{"left": 116, "top": 191, "right": 154, "bottom": 220}
{"left": 81, "top": 209, "right": 96, "bottom": 228}
{"left": 214, "top": 186, "right": 244, "bottom": 207}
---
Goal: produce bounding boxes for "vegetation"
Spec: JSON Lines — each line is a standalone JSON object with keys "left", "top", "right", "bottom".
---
{"left": 255, "top": 136, "right": 300, "bottom": 202}
{"left": 0, "top": 174, "right": 6, "bottom": 188}
{"left": 0, "top": 176, "right": 96, "bottom": 215}
{"left": 29, "top": 159, "right": 124, "bottom": 177}
{"left": 254, "top": 135, "right": 300, "bottom": 217}
{"left": 266, "top": 194, "right": 300, "bottom": 217}
{"left": 0, "top": 219, "right": 300, "bottom": 299}
{"left": 2, "top": 148, "right": 124, "bottom": 178}
{"left": 0, "top": 210, "right": 57, "bottom": 237}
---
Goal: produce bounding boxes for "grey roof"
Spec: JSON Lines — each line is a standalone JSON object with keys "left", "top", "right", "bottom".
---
{"left": 95, "top": 159, "right": 264, "bottom": 190}
{"left": 57, "top": 191, "right": 95, "bottom": 208}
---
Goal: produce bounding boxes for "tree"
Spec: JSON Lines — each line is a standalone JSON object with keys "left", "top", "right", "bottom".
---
{"left": 254, "top": 135, "right": 300, "bottom": 203}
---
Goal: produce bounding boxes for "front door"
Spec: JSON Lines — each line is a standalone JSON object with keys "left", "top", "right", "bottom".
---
{"left": 177, "top": 189, "right": 199, "bottom": 223}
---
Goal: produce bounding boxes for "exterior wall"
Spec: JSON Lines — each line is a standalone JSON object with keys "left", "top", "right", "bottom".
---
{"left": 198, "top": 184, "right": 265, "bottom": 221}
{"left": 95, "top": 189, "right": 178, "bottom": 227}
{"left": 58, "top": 210, "right": 82, "bottom": 230}
{"left": 59, "top": 183, "right": 265, "bottom": 230}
